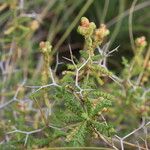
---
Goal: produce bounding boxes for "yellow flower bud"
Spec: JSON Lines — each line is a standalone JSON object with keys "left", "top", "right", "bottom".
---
{"left": 30, "top": 20, "right": 39, "bottom": 31}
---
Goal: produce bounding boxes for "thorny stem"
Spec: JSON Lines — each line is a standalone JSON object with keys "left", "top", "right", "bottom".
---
{"left": 44, "top": 147, "right": 114, "bottom": 150}
{"left": 7, "top": 127, "right": 45, "bottom": 146}
{"left": 115, "top": 118, "right": 150, "bottom": 150}
{"left": 32, "top": 96, "right": 48, "bottom": 127}
{"left": 64, "top": 45, "right": 91, "bottom": 97}
{"left": 6, "top": 122, "right": 62, "bottom": 146}
{"left": 27, "top": 83, "right": 60, "bottom": 94}
{"left": 0, "top": 79, "right": 26, "bottom": 110}
{"left": 93, "top": 127, "right": 118, "bottom": 150}
{"left": 54, "top": 52, "right": 63, "bottom": 73}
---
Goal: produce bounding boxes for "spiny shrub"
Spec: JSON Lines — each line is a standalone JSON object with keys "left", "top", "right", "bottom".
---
{"left": 0, "top": 17, "right": 149, "bottom": 149}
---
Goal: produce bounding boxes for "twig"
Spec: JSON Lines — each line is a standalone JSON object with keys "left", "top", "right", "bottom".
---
{"left": 41, "top": 147, "right": 114, "bottom": 150}
{"left": 129, "top": 0, "right": 138, "bottom": 52}
{"left": 115, "top": 118, "right": 147, "bottom": 150}
{"left": 53, "top": 0, "right": 94, "bottom": 53}
{"left": 107, "top": 1, "right": 150, "bottom": 27}
{"left": 0, "top": 79, "right": 26, "bottom": 110}
{"left": 63, "top": 45, "right": 91, "bottom": 97}
{"left": 136, "top": 46, "right": 150, "bottom": 85}
{"left": 101, "top": 0, "right": 109, "bottom": 23}
{"left": 54, "top": 52, "right": 63, "bottom": 73}
{"left": 32, "top": 96, "right": 48, "bottom": 127}
{"left": 94, "top": 127, "right": 118, "bottom": 150}
{"left": 7, "top": 127, "right": 45, "bottom": 146}
{"left": 26, "top": 66, "right": 60, "bottom": 94}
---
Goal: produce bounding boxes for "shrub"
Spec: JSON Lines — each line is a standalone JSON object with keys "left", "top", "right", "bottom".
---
{"left": 0, "top": 17, "right": 150, "bottom": 149}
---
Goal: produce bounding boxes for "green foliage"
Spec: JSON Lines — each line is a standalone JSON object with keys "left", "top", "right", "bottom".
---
{"left": 0, "top": 1, "right": 150, "bottom": 149}
{"left": 90, "top": 99, "right": 112, "bottom": 117}
{"left": 91, "top": 120, "right": 115, "bottom": 137}
{"left": 66, "top": 122, "right": 87, "bottom": 146}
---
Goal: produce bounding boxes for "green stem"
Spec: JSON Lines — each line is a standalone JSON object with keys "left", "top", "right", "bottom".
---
{"left": 46, "top": 147, "right": 114, "bottom": 150}
{"left": 53, "top": 0, "right": 94, "bottom": 54}
{"left": 109, "top": 0, "right": 125, "bottom": 48}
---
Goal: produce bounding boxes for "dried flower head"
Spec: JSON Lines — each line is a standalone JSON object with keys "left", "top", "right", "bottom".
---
{"left": 94, "top": 24, "right": 109, "bottom": 41}
{"left": 30, "top": 20, "right": 39, "bottom": 31}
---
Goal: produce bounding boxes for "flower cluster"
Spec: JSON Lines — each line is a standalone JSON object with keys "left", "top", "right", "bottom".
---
{"left": 135, "top": 36, "right": 147, "bottom": 50}
{"left": 39, "top": 41, "right": 52, "bottom": 54}
{"left": 93, "top": 24, "right": 110, "bottom": 47}
{"left": 77, "top": 17, "right": 109, "bottom": 51}
{"left": 77, "top": 17, "right": 96, "bottom": 38}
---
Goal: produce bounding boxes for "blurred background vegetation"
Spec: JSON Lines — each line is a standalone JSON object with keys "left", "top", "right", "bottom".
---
{"left": 0, "top": 0, "right": 150, "bottom": 74}
{"left": 0, "top": 0, "right": 150, "bottom": 149}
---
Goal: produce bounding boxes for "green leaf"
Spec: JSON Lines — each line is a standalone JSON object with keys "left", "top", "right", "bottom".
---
{"left": 66, "top": 122, "right": 87, "bottom": 146}
{"left": 92, "top": 120, "right": 115, "bottom": 137}
{"left": 63, "top": 91, "right": 83, "bottom": 115}
{"left": 90, "top": 99, "right": 112, "bottom": 117}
